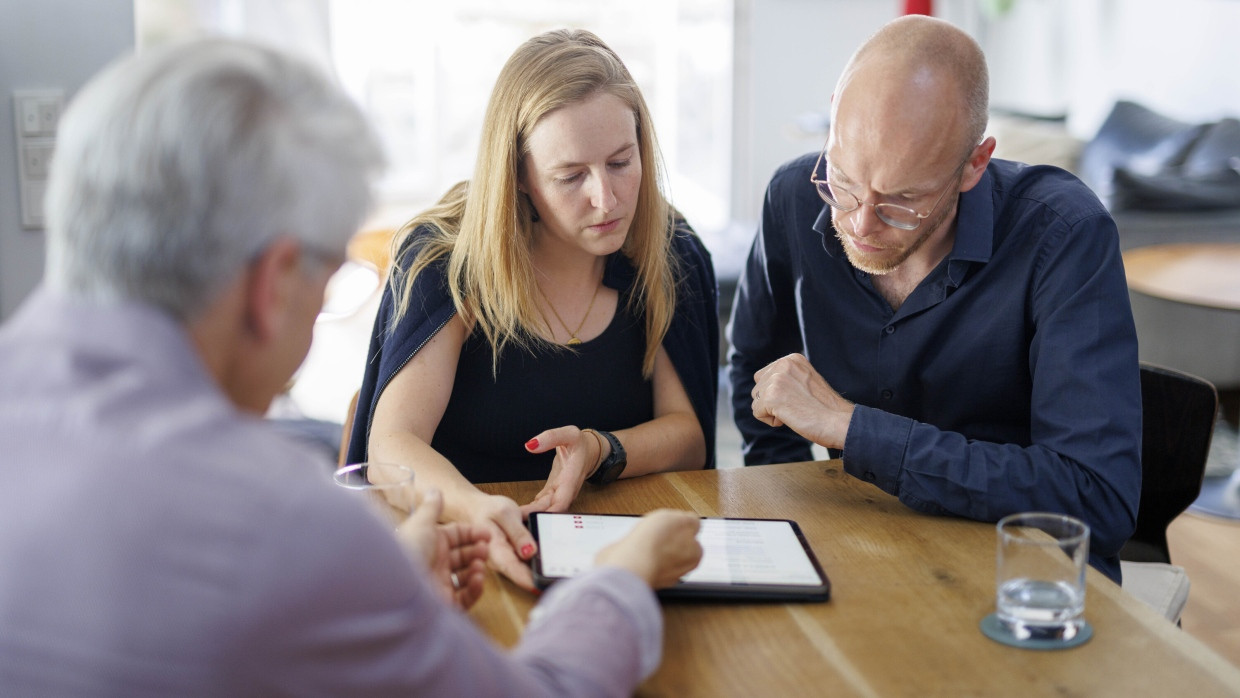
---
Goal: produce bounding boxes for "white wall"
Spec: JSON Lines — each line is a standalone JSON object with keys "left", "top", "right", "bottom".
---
{"left": 732, "top": 0, "right": 901, "bottom": 230}
{"left": 0, "top": 0, "right": 135, "bottom": 318}
{"left": 945, "top": 0, "right": 1240, "bottom": 139}
{"left": 735, "top": 0, "right": 1240, "bottom": 226}
{"left": 1062, "top": 0, "right": 1240, "bottom": 139}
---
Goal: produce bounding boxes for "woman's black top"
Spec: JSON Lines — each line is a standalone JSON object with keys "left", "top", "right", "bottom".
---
{"left": 431, "top": 302, "right": 653, "bottom": 483}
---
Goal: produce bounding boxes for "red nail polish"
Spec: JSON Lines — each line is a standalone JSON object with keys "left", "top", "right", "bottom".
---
{"left": 521, "top": 543, "right": 535, "bottom": 558}
{"left": 526, "top": 438, "right": 539, "bottom": 450}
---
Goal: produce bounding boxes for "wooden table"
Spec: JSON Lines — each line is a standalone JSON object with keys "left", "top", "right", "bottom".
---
{"left": 1123, "top": 242, "right": 1240, "bottom": 388}
{"left": 472, "top": 461, "right": 1240, "bottom": 697}
{"left": 1124, "top": 242, "right": 1240, "bottom": 520}
{"left": 1124, "top": 243, "right": 1240, "bottom": 312}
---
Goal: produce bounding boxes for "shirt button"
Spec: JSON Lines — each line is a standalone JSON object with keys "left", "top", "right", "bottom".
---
{"left": 863, "top": 472, "right": 877, "bottom": 482}
{"left": 884, "top": 326, "right": 895, "bottom": 335}
{"left": 881, "top": 389, "right": 893, "bottom": 400}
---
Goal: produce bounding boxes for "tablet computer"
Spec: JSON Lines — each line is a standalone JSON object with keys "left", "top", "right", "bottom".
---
{"left": 528, "top": 512, "right": 830, "bottom": 602}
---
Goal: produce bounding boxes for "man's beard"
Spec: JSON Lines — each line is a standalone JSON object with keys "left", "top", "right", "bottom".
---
{"left": 831, "top": 194, "right": 956, "bottom": 275}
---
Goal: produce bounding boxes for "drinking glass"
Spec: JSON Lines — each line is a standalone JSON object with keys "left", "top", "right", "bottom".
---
{"left": 995, "top": 512, "right": 1089, "bottom": 642}
{"left": 332, "top": 461, "right": 416, "bottom": 528}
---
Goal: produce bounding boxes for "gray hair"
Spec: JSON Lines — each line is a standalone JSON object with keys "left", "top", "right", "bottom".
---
{"left": 45, "top": 38, "right": 385, "bottom": 319}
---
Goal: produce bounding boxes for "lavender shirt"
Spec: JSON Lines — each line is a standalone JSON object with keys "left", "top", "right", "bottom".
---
{"left": 0, "top": 289, "right": 661, "bottom": 696}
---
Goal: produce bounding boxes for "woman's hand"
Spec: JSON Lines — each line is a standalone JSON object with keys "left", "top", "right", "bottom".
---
{"left": 395, "top": 488, "right": 490, "bottom": 609}
{"left": 463, "top": 492, "right": 540, "bottom": 590}
{"left": 520, "top": 425, "right": 604, "bottom": 515}
{"left": 596, "top": 509, "right": 703, "bottom": 589}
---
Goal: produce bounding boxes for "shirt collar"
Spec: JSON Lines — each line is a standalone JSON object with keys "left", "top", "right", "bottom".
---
{"left": 949, "top": 165, "right": 994, "bottom": 265}
{"left": 812, "top": 204, "right": 839, "bottom": 257}
{"left": 6, "top": 285, "right": 220, "bottom": 394}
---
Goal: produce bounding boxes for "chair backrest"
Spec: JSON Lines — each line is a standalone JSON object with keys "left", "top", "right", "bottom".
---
{"left": 346, "top": 227, "right": 397, "bottom": 277}
{"left": 1120, "top": 362, "right": 1218, "bottom": 564}
{"left": 339, "top": 389, "right": 360, "bottom": 467}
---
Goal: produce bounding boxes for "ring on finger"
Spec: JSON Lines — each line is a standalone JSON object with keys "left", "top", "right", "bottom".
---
{"left": 450, "top": 572, "right": 461, "bottom": 590}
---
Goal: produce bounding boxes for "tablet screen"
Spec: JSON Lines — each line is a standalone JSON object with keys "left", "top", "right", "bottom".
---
{"left": 529, "top": 513, "right": 830, "bottom": 601}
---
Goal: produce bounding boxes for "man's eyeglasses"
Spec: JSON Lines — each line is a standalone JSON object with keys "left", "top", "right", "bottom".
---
{"left": 810, "top": 144, "right": 968, "bottom": 231}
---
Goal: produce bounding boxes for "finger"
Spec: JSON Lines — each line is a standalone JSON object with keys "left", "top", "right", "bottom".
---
{"left": 488, "top": 539, "right": 537, "bottom": 591}
{"left": 456, "top": 555, "right": 488, "bottom": 592}
{"left": 755, "top": 353, "right": 804, "bottom": 384}
{"left": 753, "top": 411, "right": 785, "bottom": 428}
{"left": 518, "top": 485, "right": 553, "bottom": 513}
{"left": 751, "top": 400, "right": 776, "bottom": 427}
{"left": 518, "top": 493, "right": 553, "bottom": 517}
{"left": 440, "top": 520, "right": 492, "bottom": 550}
{"left": 523, "top": 425, "right": 578, "bottom": 454}
{"left": 454, "top": 559, "right": 488, "bottom": 609}
{"left": 545, "top": 485, "right": 578, "bottom": 513}
{"left": 447, "top": 539, "right": 489, "bottom": 571}
{"left": 447, "top": 536, "right": 489, "bottom": 571}
{"left": 464, "top": 557, "right": 488, "bottom": 579}
{"left": 493, "top": 505, "right": 538, "bottom": 560}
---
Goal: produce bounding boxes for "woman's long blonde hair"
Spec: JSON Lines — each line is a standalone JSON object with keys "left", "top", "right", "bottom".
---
{"left": 388, "top": 28, "right": 677, "bottom": 377}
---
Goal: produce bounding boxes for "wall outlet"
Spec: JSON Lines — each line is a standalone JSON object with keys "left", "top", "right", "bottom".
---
{"left": 12, "top": 89, "right": 65, "bottom": 229}
{"left": 21, "top": 141, "right": 55, "bottom": 180}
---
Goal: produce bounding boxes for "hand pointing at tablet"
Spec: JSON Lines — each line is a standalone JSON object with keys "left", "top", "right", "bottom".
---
{"left": 596, "top": 510, "right": 703, "bottom": 589}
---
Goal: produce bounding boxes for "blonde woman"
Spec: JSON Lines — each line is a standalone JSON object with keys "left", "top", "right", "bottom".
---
{"left": 347, "top": 29, "right": 718, "bottom": 588}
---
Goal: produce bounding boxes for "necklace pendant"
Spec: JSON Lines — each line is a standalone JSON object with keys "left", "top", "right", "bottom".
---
{"left": 566, "top": 336, "right": 582, "bottom": 346}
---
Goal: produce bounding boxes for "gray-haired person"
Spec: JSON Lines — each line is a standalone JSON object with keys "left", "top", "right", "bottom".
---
{"left": 0, "top": 38, "right": 700, "bottom": 696}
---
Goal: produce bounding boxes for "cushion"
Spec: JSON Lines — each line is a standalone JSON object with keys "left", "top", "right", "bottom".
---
{"left": 1120, "top": 560, "right": 1191, "bottom": 624}
{"left": 1080, "top": 101, "right": 1240, "bottom": 211}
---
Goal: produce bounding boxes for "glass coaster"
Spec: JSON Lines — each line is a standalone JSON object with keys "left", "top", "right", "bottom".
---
{"left": 979, "top": 613, "right": 1093, "bottom": 650}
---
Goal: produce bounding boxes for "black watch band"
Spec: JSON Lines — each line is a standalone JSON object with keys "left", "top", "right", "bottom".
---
{"left": 587, "top": 429, "right": 627, "bottom": 486}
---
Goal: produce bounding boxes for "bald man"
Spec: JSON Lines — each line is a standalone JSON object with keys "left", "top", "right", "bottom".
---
{"left": 727, "top": 16, "right": 1141, "bottom": 583}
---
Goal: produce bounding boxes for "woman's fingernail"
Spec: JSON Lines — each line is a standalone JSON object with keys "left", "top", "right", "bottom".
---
{"left": 525, "top": 438, "right": 539, "bottom": 451}
{"left": 521, "top": 543, "right": 535, "bottom": 558}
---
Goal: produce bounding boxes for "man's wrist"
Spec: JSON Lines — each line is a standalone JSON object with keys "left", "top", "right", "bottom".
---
{"left": 823, "top": 402, "right": 856, "bottom": 450}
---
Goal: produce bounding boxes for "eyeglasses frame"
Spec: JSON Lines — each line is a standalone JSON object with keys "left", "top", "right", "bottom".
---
{"left": 810, "top": 143, "right": 971, "bottom": 231}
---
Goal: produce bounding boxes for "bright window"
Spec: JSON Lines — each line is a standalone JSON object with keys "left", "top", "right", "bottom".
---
{"left": 137, "top": 0, "right": 734, "bottom": 247}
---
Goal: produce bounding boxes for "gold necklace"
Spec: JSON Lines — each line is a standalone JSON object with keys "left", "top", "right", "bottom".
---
{"left": 537, "top": 281, "right": 602, "bottom": 346}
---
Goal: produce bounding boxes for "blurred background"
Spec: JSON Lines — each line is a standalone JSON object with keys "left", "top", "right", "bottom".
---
{"left": 6, "top": 0, "right": 1240, "bottom": 313}
{"left": 3, "top": 0, "right": 1240, "bottom": 665}
{"left": 5, "top": 0, "right": 1240, "bottom": 471}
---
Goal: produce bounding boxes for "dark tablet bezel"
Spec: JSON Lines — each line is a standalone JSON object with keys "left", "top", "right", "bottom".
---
{"left": 528, "top": 512, "right": 831, "bottom": 602}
